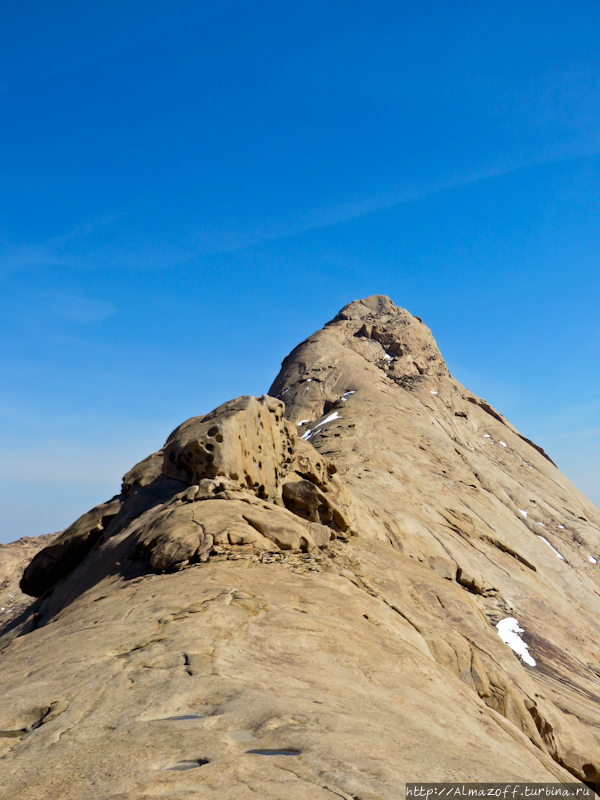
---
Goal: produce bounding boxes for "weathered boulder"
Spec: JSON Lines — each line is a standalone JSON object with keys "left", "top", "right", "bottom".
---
{"left": 135, "top": 497, "right": 320, "bottom": 571}
{"left": 162, "top": 394, "right": 294, "bottom": 498}
{"left": 281, "top": 478, "right": 350, "bottom": 532}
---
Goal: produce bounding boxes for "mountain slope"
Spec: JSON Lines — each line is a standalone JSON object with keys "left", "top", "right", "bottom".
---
{"left": 0, "top": 296, "right": 598, "bottom": 800}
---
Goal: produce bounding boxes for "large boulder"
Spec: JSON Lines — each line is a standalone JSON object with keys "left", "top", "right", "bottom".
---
{"left": 162, "top": 395, "right": 294, "bottom": 498}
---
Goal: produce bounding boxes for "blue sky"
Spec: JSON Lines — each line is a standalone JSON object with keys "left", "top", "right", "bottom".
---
{"left": 1, "top": 1, "right": 600, "bottom": 541}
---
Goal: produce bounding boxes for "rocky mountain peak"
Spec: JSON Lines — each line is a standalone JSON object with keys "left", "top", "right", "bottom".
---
{"left": 1, "top": 297, "right": 600, "bottom": 800}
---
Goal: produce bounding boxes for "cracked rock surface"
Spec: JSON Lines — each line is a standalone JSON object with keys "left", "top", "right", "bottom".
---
{"left": 1, "top": 295, "right": 600, "bottom": 799}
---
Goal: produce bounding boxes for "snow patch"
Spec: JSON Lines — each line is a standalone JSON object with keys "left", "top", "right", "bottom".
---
{"left": 588, "top": 555, "right": 597, "bottom": 564}
{"left": 558, "top": 525, "right": 565, "bottom": 529}
{"left": 484, "top": 434, "right": 491, "bottom": 439}
{"left": 430, "top": 390, "right": 438, "bottom": 395}
{"left": 518, "top": 509, "right": 528, "bottom": 518}
{"left": 343, "top": 391, "right": 355, "bottom": 396}
{"left": 297, "top": 420, "right": 309, "bottom": 426}
{"left": 300, "top": 411, "right": 341, "bottom": 441}
{"left": 538, "top": 536, "right": 564, "bottom": 560}
{"left": 499, "top": 441, "right": 507, "bottom": 447}
{"left": 496, "top": 618, "right": 536, "bottom": 667}
{"left": 535, "top": 522, "right": 545, "bottom": 527}
{"left": 383, "top": 354, "right": 392, "bottom": 361}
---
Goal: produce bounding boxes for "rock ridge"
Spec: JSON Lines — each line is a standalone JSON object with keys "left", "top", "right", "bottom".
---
{"left": 1, "top": 295, "right": 599, "bottom": 800}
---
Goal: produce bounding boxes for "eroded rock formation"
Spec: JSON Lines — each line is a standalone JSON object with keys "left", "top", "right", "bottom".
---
{"left": 20, "top": 394, "right": 354, "bottom": 598}
{"left": 1, "top": 296, "right": 599, "bottom": 800}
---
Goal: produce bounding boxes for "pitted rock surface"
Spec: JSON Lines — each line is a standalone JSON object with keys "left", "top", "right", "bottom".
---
{"left": 1, "top": 296, "right": 599, "bottom": 800}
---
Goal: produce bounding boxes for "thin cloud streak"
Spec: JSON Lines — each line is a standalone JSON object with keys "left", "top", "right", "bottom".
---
{"left": 3, "top": 144, "right": 599, "bottom": 274}
{"left": 181, "top": 143, "right": 600, "bottom": 255}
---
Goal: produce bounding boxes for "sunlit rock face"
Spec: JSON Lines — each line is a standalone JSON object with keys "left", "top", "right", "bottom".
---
{"left": 2, "top": 296, "right": 600, "bottom": 800}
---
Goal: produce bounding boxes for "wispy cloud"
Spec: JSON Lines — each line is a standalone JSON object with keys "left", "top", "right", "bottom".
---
{"left": 187, "top": 144, "right": 599, "bottom": 255}
{"left": 3, "top": 145, "right": 599, "bottom": 274}
{"left": 0, "top": 212, "right": 124, "bottom": 274}
{"left": 41, "top": 292, "right": 118, "bottom": 324}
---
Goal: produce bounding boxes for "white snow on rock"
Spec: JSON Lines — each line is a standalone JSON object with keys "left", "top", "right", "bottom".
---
{"left": 383, "top": 354, "right": 392, "bottom": 361}
{"left": 297, "top": 420, "right": 309, "bottom": 426}
{"left": 343, "top": 391, "right": 355, "bottom": 396}
{"left": 496, "top": 618, "right": 536, "bottom": 667}
{"left": 538, "top": 536, "right": 564, "bottom": 560}
{"left": 518, "top": 509, "right": 528, "bottom": 518}
{"left": 535, "top": 522, "right": 546, "bottom": 527}
{"left": 499, "top": 441, "right": 507, "bottom": 447}
{"left": 588, "top": 555, "right": 597, "bottom": 564}
{"left": 484, "top": 434, "right": 491, "bottom": 439}
{"left": 558, "top": 525, "right": 565, "bottom": 529}
{"left": 430, "top": 390, "right": 438, "bottom": 395}
{"left": 319, "top": 411, "right": 340, "bottom": 426}
{"left": 300, "top": 411, "right": 341, "bottom": 441}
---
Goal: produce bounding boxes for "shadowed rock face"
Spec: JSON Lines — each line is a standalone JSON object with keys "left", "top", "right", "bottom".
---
{"left": 0, "top": 534, "right": 57, "bottom": 628}
{"left": 1, "top": 296, "right": 600, "bottom": 800}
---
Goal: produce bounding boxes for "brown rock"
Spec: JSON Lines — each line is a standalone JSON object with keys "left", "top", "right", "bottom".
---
{"left": 162, "top": 394, "right": 294, "bottom": 498}
{"left": 2, "top": 295, "right": 600, "bottom": 799}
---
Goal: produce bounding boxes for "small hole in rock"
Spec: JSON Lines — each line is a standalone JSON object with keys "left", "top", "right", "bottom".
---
{"left": 207, "top": 427, "right": 218, "bottom": 437}
{"left": 246, "top": 749, "right": 301, "bottom": 756}
{"left": 165, "top": 759, "right": 209, "bottom": 770}
{"left": 216, "top": 434, "right": 224, "bottom": 443}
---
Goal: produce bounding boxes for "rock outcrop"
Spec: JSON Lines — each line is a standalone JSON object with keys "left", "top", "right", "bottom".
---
{"left": 19, "top": 395, "right": 355, "bottom": 601}
{"left": 0, "top": 533, "right": 57, "bottom": 628}
{"left": 1, "top": 296, "right": 599, "bottom": 800}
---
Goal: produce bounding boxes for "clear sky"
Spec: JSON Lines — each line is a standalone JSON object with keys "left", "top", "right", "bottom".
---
{"left": 1, "top": 1, "right": 600, "bottom": 542}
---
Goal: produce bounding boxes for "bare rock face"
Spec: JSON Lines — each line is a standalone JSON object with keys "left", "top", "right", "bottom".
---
{"left": 270, "top": 295, "right": 600, "bottom": 787}
{"left": 1, "top": 296, "right": 600, "bottom": 800}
